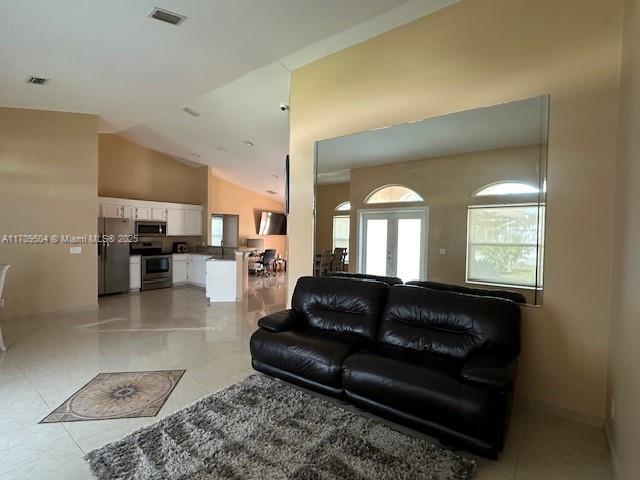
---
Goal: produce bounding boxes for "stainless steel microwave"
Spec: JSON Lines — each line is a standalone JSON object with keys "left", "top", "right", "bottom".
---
{"left": 135, "top": 221, "right": 166, "bottom": 237}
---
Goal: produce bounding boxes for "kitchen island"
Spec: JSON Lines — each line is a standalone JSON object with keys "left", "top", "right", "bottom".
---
{"left": 205, "top": 251, "right": 249, "bottom": 302}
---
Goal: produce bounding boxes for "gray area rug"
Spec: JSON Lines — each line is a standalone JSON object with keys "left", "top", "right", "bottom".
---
{"left": 86, "top": 374, "right": 476, "bottom": 479}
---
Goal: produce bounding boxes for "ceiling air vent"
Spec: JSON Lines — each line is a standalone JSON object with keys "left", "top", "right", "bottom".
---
{"left": 148, "top": 7, "right": 187, "bottom": 26}
{"left": 182, "top": 107, "right": 201, "bottom": 118}
{"left": 26, "top": 76, "right": 49, "bottom": 85}
{"left": 266, "top": 190, "right": 278, "bottom": 195}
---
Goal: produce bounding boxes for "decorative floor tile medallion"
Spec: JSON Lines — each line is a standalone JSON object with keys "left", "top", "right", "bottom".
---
{"left": 41, "top": 370, "right": 185, "bottom": 423}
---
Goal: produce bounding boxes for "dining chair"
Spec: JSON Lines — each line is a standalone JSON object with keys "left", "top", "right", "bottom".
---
{"left": 0, "top": 264, "right": 9, "bottom": 352}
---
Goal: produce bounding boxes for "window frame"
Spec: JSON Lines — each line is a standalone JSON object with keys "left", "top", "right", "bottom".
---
{"left": 210, "top": 214, "right": 224, "bottom": 247}
{"left": 465, "top": 202, "right": 544, "bottom": 290}
{"left": 364, "top": 184, "right": 424, "bottom": 204}
{"left": 332, "top": 214, "right": 350, "bottom": 262}
{"left": 472, "top": 181, "right": 540, "bottom": 197}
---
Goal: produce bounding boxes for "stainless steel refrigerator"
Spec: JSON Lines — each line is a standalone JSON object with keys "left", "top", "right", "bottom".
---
{"left": 98, "top": 217, "right": 131, "bottom": 295}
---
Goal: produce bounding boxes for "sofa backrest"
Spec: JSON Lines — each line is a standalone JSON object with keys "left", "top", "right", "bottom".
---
{"left": 406, "top": 280, "right": 527, "bottom": 304}
{"left": 378, "top": 285, "right": 521, "bottom": 361}
{"left": 292, "top": 276, "right": 389, "bottom": 341}
{"left": 326, "top": 272, "right": 403, "bottom": 286}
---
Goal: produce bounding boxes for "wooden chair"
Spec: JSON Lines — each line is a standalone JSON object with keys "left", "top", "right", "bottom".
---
{"left": 314, "top": 250, "right": 333, "bottom": 276}
{"left": 0, "top": 264, "right": 10, "bottom": 351}
{"left": 332, "top": 248, "right": 347, "bottom": 272}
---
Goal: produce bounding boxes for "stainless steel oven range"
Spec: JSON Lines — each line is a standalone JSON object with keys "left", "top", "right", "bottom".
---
{"left": 131, "top": 242, "right": 173, "bottom": 290}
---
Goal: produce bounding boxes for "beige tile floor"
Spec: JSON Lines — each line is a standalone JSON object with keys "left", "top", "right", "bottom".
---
{"left": 0, "top": 276, "right": 612, "bottom": 479}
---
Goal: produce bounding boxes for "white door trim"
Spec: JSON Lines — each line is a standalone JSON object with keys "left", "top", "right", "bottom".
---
{"left": 357, "top": 206, "right": 429, "bottom": 281}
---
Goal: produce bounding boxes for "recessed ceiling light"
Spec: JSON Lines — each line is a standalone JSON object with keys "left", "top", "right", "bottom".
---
{"left": 243, "top": 140, "right": 254, "bottom": 147}
{"left": 148, "top": 7, "right": 187, "bottom": 26}
{"left": 266, "top": 190, "right": 278, "bottom": 195}
{"left": 26, "top": 76, "right": 49, "bottom": 85}
{"left": 182, "top": 107, "right": 201, "bottom": 118}
{"left": 216, "top": 146, "right": 226, "bottom": 152}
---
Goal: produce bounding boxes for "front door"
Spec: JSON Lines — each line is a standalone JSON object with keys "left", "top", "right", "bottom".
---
{"left": 358, "top": 208, "right": 428, "bottom": 282}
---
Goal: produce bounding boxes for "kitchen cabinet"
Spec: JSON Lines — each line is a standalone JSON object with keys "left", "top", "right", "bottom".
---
{"left": 184, "top": 210, "right": 203, "bottom": 236}
{"left": 172, "top": 254, "right": 188, "bottom": 284}
{"left": 166, "top": 209, "right": 202, "bottom": 236}
{"left": 129, "top": 255, "right": 141, "bottom": 291}
{"left": 101, "top": 204, "right": 124, "bottom": 218}
{"left": 122, "top": 205, "right": 135, "bottom": 221}
{"left": 98, "top": 197, "right": 203, "bottom": 237}
{"left": 186, "top": 259, "right": 196, "bottom": 285}
{"left": 182, "top": 254, "right": 208, "bottom": 287}
{"left": 166, "top": 209, "right": 184, "bottom": 236}
{"left": 193, "top": 258, "right": 206, "bottom": 286}
{"left": 152, "top": 208, "right": 167, "bottom": 221}
{"left": 135, "top": 207, "right": 153, "bottom": 220}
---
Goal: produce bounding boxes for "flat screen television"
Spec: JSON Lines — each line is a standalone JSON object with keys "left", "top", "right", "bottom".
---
{"left": 256, "top": 211, "right": 287, "bottom": 235}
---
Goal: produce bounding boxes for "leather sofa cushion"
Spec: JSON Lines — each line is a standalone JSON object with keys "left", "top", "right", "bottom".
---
{"left": 250, "top": 328, "right": 367, "bottom": 388}
{"left": 292, "top": 276, "right": 389, "bottom": 341}
{"left": 378, "top": 285, "right": 521, "bottom": 361}
{"left": 406, "top": 280, "right": 527, "bottom": 304}
{"left": 342, "top": 346, "right": 499, "bottom": 439}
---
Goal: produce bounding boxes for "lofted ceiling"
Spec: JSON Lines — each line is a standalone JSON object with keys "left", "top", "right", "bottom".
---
{"left": 0, "top": 0, "right": 459, "bottom": 199}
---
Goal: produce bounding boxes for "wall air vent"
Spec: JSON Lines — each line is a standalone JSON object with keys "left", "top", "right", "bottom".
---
{"left": 148, "top": 7, "right": 187, "bottom": 26}
{"left": 266, "top": 190, "right": 278, "bottom": 195}
{"left": 182, "top": 107, "right": 201, "bottom": 118}
{"left": 26, "top": 76, "right": 49, "bottom": 85}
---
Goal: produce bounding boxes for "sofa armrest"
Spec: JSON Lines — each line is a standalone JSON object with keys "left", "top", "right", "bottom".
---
{"left": 257, "top": 309, "right": 300, "bottom": 332}
{"left": 461, "top": 356, "right": 517, "bottom": 392}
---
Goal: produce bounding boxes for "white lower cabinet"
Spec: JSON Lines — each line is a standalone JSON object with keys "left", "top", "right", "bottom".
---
{"left": 193, "top": 257, "right": 206, "bottom": 286}
{"left": 129, "top": 255, "right": 141, "bottom": 291}
{"left": 173, "top": 254, "right": 207, "bottom": 287}
{"left": 172, "top": 255, "right": 188, "bottom": 284}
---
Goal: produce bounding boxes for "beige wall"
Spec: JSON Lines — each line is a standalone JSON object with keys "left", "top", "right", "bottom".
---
{"left": 315, "top": 183, "right": 350, "bottom": 253}
{"left": 0, "top": 108, "right": 98, "bottom": 318}
{"left": 344, "top": 145, "right": 540, "bottom": 303}
{"left": 289, "top": 0, "right": 623, "bottom": 421}
{"left": 209, "top": 172, "right": 287, "bottom": 257}
{"left": 607, "top": 0, "right": 640, "bottom": 477}
{"left": 99, "top": 134, "right": 208, "bottom": 206}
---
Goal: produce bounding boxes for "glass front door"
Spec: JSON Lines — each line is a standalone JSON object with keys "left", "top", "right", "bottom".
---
{"left": 359, "top": 208, "right": 427, "bottom": 282}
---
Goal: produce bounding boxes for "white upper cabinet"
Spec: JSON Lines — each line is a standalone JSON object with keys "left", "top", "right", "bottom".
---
{"left": 122, "top": 205, "right": 135, "bottom": 221}
{"left": 101, "top": 204, "right": 124, "bottom": 218}
{"left": 184, "top": 210, "right": 203, "bottom": 236}
{"left": 166, "top": 209, "right": 185, "bottom": 236}
{"left": 152, "top": 208, "right": 167, "bottom": 221}
{"left": 98, "top": 197, "right": 203, "bottom": 237}
{"left": 135, "top": 206, "right": 153, "bottom": 220}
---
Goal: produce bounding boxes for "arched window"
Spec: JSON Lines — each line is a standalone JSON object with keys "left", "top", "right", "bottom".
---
{"left": 466, "top": 180, "right": 544, "bottom": 290}
{"left": 335, "top": 201, "right": 351, "bottom": 211}
{"left": 365, "top": 185, "right": 423, "bottom": 204}
{"left": 473, "top": 181, "right": 539, "bottom": 197}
